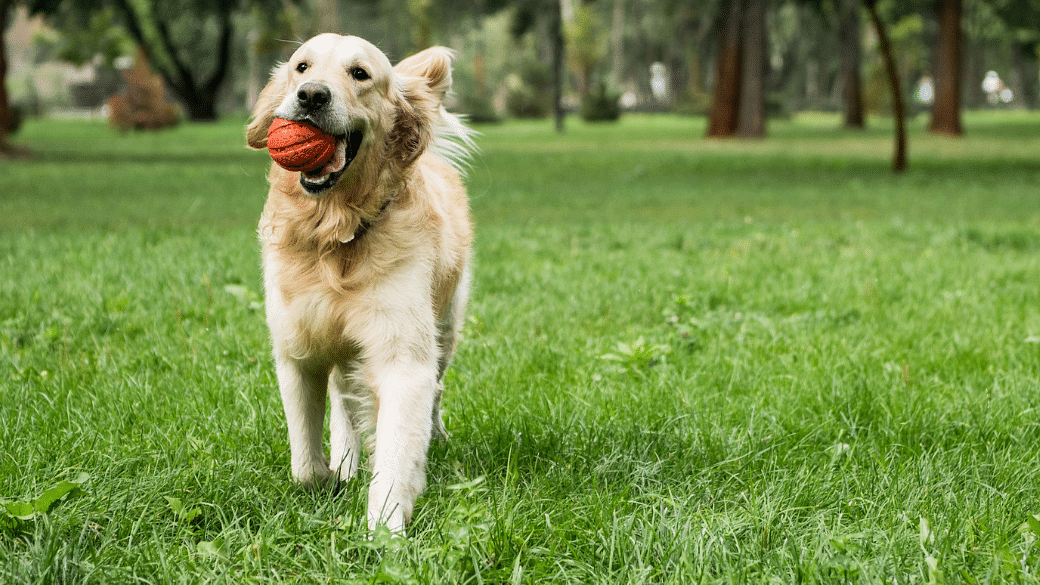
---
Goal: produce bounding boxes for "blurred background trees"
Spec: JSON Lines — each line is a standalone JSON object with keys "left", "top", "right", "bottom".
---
{"left": 2, "top": 0, "right": 1040, "bottom": 150}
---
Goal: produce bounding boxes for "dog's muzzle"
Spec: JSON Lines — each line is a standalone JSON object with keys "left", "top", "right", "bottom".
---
{"left": 300, "top": 130, "right": 365, "bottom": 194}
{"left": 279, "top": 82, "right": 365, "bottom": 195}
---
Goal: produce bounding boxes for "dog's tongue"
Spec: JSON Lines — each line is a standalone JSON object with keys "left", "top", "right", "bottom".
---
{"left": 304, "top": 140, "right": 347, "bottom": 179}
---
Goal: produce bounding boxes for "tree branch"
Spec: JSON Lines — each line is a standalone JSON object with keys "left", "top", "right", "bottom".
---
{"left": 864, "top": 0, "right": 907, "bottom": 172}
{"left": 109, "top": 0, "right": 188, "bottom": 98}
{"left": 153, "top": 7, "right": 197, "bottom": 97}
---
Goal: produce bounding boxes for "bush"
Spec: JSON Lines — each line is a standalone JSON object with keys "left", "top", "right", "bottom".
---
{"left": 3, "top": 105, "right": 26, "bottom": 135}
{"left": 107, "top": 49, "right": 180, "bottom": 132}
{"left": 506, "top": 87, "right": 549, "bottom": 119}
{"left": 505, "top": 60, "right": 551, "bottom": 119}
{"left": 457, "top": 92, "right": 501, "bottom": 124}
{"left": 766, "top": 92, "right": 792, "bottom": 120}
{"left": 580, "top": 82, "right": 621, "bottom": 122}
{"left": 672, "top": 90, "right": 712, "bottom": 117}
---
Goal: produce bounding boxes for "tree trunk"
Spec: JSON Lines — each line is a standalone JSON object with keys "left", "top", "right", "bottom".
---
{"left": 929, "top": 0, "right": 962, "bottom": 135}
{"left": 0, "top": 0, "right": 13, "bottom": 154}
{"left": 112, "top": 0, "right": 231, "bottom": 121}
{"left": 182, "top": 88, "right": 219, "bottom": 121}
{"left": 864, "top": 0, "right": 906, "bottom": 172}
{"left": 707, "top": 0, "right": 742, "bottom": 137}
{"left": 610, "top": 0, "right": 625, "bottom": 88}
{"left": 838, "top": 0, "right": 865, "bottom": 129}
{"left": 551, "top": 0, "right": 565, "bottom": 133}
{"left": 736, "top": 0, "right": 766, "bottom": 138}
{"left": 1010, "top": 40, "right": 1039, "bottom": 110}
{"left": 669, "top": 5, "right": 701, "bottom": 108}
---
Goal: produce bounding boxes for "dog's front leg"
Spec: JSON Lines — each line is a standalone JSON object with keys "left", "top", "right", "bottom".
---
{"left": 275, "top": 357, "right": 334, "bottom": 487}
{"left": 365, "top": 355, "right": 438, "bottom": 534}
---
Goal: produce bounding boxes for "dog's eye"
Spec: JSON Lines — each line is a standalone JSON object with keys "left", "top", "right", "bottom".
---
{"left": 351, "top": 67, "right": 370, "bottom": 81}
{"left": 295, "top": 62, "right": 309, "bottom": 74}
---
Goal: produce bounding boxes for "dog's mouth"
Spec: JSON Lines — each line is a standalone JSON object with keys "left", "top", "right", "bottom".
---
{"left": 300, "top": 130, "right": 364, "bottom": 195}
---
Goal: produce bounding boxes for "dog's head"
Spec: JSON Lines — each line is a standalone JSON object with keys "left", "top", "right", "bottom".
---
{"left": 247, "top": 34, "right": 453, "bottom": 196}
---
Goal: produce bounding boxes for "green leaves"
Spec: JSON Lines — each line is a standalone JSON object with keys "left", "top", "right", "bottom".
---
{"left": 1, "top": 472, "right": 89, "bottom": 531}
{"left": 599, "top": 337, "right": 670, "bottom": 377}
{"left": 1024, "top": 514, "right": 1040, "bottom": 538}
{"left": 165, "top": 496, "right": 202, "bottom": 526}
{"left": 3, "top": 501, "right": 37, "bottom": 522}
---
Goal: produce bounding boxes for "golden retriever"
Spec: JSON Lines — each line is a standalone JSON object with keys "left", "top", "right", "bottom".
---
{"left": 246, "top": 34, "right": 474, "bottom": 533}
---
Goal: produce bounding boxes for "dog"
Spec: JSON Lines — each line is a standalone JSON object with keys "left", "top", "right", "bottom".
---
{"left": 245, "top": 34, "right": 474, "bottom": 533}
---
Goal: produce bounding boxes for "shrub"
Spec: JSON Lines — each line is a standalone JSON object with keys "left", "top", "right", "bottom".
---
{"left": 672, "top": 90, "right": 712, "bottom": 117}
{"left": 3, "top": 105, "right": 26, "bottom": 135}
{"left": 505, "top": 60, "right": 551, "bottom": 119}
{"left": 457, "top": 92, "right": 501, "bottom": 124}
{"left": 107, "top": 49, "right": 180, "bottom": 132}
{"left": 580, "top": 82, "right": 620, "bottom": 122}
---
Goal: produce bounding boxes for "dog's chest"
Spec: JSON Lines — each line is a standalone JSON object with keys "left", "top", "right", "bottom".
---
{"left": 264, "top": 248, "right": 385, "bottom": 361}
{"left": 278, "top": 284, "right": 370, "bottom": 360}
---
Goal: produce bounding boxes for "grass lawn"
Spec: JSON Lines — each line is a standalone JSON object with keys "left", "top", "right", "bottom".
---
{"left": 3, "top": 110, "right": 1040, "bottom": 583}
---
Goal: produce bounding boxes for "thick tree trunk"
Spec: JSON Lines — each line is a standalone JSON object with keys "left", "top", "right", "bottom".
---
{"left": 864, "top": 0, "right": 906, "bottom": 172}
{"left": 182, "top": 88, "right": 220, "bottom": 121}
{"left": 707, "top": 0, "right": 743, "bottom": 137}
{"left": 929, "top": 0, "right": 962, "bottom": 135}
{"left": 838, "top": 0, "right": 865, "bottom": 129}
{"left": 112, "top": 0, "right": 231, "bottom": 121}
{"left": 735, "top": 0, "right": 766, "bottom": 138}
{"left": 0, "top": 0, "right": 13, "bottom": 153}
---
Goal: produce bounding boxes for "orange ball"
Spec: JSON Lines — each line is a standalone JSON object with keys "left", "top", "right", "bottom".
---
{"left": 266, "top": 118, "right": 337, "bottom": 173}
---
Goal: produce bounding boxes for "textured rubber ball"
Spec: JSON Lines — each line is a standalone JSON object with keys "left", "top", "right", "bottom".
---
{"left": 266, "top": 118, "right": 337, "bottom": 173}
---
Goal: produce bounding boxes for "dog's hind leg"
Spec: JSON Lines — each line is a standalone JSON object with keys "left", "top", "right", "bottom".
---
{"left": 329, "top": 366, "right": 363, "bottom": 482}
{"left": 431, "top": 263, "right": 471, "bottom": 440}
{"left": 430, "top": 381, "right": 448, "bottom": 440}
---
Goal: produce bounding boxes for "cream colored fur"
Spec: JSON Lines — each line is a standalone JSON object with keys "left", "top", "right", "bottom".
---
{"left": 245, "top": 34, "right": 473, "bottom": 534}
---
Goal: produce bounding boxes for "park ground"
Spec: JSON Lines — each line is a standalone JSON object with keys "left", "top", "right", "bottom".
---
{"left": 3, "top": 111, "right": 1040, "bottom": 582}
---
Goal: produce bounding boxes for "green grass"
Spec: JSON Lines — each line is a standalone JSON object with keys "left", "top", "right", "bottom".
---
{"left": 4, "top": 111, "right": 1040, "bottom": 583}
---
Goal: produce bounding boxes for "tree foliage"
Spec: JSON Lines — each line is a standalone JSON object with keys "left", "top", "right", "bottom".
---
{"left": 3, "top": 0, "right": 1040, "bottom": 139}
{"left": 19, "top": 0, "right": 297, "bottom": 121}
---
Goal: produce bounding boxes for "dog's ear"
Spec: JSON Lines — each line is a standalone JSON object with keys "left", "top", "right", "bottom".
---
{"left": 394, "top": 47, "right": 454, "bottom": 103}
{"left": 389, "top": 47, "right": 453, "bottom": 166}
{"left": 246, "top": 63, "right": 289, "bottom": 149}
{"left": 388, "top": 82, "right": 434, "bottom": 168}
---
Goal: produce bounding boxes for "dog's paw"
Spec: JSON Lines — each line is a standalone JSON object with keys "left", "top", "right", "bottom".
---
{"left": 368, "top": 506, "right": 406, "bottom": 536}
{"left": 293, "top": 462, "right": 337, "bottom": 491}
{"left": 431, "top": 414, "right": 449, "bottom": 441}
{"left": 431, "top": 393, "right": 449, "bottom": 441}
{"left": 331, "top": 452, "right": 360, "bottom": 482}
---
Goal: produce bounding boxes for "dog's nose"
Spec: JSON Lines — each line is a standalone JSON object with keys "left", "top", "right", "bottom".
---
{"left": 297, "top": 82, "right": 331, "bottom": 112}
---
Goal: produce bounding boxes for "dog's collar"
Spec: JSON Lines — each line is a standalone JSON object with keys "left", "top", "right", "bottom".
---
{"left": 340, "top": 196, "right": 394, "bottom": 244}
